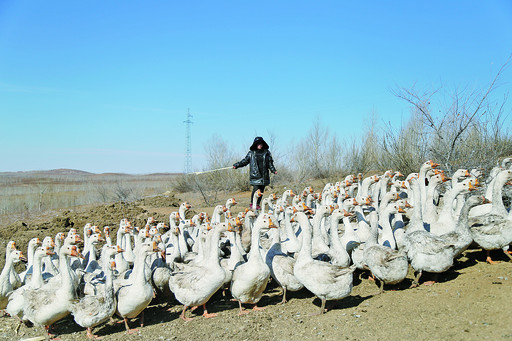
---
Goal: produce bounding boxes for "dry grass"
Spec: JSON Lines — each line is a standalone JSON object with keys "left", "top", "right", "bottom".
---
{"left": 0, "top": 169, "right": 177, "bottom": 223}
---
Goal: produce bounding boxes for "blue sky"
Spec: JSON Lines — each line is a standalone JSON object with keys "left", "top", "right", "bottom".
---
{"left": 1, "top": 1, "right": 511, "bottom": 173}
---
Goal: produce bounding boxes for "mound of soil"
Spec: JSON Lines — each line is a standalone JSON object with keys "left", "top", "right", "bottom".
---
{"left": 0, "top": 193, "right": 181, "bottom": 269}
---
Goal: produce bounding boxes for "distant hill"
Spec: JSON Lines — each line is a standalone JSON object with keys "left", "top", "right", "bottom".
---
{"left": 0, "top": 169, "right": 180, "bottom": 177}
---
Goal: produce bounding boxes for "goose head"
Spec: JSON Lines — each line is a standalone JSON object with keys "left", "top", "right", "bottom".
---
{"left": 42, "top": 236, "right": 55, "bottom": 249}
{"left": 146, "top": 216, "right": 156, "bottom": 227}
{"left": 226, "top": 198, "right": 237, "bottom": 209}
{"left": 7, "top": 250, "right": 27, "bottom": 263}
{"left": 89, "top": 233, "right": 104, "bottom": 246}
{"left": 5, "top": 241, "right": 17, "bottom": 257}
{"left": 33, "top": 246, "right": 54, "bottom": 260}
{"left": 60, "top": 245, "right": 83, "bottom": 258}
{"left": 28, "top": 237, "right": 42, "bottom": 250}
{"left": 256, "top": 215, "right": 278, "bottom": 231}
{"left": 341, "top": 198, "right": 358, "bottom": 211}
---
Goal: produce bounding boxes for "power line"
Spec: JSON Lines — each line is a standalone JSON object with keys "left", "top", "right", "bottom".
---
{"left": 183, "top": 109, "right": 193, "bottom": 174}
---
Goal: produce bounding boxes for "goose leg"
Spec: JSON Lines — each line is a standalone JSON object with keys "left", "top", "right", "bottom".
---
{"left": 86, "top": 327, "right": 101, "bottom": 339}
{"left": 410, "top": 271, "right": 422, "bottom": 288}
{"left": 503, "top": 249, "right": 512, "bottom": 261}
{"left": 310, "top": 298, "right": 327, "bottom": 316}
{"left": 238, "top": 301, "right": 250, "bottom": 315}
{"left": 202, "top": 304, "right": 217, "bottom": 318}
{"left": 278, "top": 287, "right": 288, "bottom": 304}
{"left": 180, "top": 305, "right": 194, "bottom": 321}
{"left": 124, "top": 317, "right": 138, "bottom": 334}
{"left": 486, "top": 250, "right": 498, "bottom": 264}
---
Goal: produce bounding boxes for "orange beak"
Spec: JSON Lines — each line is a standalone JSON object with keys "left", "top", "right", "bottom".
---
{"left": 430, "top": 160, "right": 440, "bottom": 168}
{"left": 152, "top": 241, "right": 159, "bottom": 252}
{"left": 398, "top": 207, "right": 406, "bottom": 213}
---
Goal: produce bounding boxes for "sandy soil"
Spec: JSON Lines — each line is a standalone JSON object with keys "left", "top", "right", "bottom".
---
{"left": 1, "top": 191, "right": 511, "bottom": 340}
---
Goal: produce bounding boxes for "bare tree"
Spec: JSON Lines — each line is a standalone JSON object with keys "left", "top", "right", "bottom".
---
{"left": 391, "top": 57, "right": 512, "bottom": 173}
{"left": 292, "top": 116, "right": 343, "bottom": 180}
{"left": 112, "top": 182, "right": 133, "bottom": 202}
{"left": 36, "top": 183, "right": 50, "bottom": 212}
{"left": 96, "top": 184, "right": 111, "bottom": 203}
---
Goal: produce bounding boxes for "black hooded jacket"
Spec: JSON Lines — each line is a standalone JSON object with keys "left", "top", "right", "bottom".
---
{"left": 233, "top": 137, "right": 276, "bottom": 186}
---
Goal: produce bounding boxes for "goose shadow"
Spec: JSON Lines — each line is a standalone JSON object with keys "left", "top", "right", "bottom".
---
{"left": 312, "top": 294, "right": 372, "bottom": 312}
{"left": 257, "top": 286, "right": 316, "bottom": 307}
{"left": 95, "top": 304, "right": 181, "bottom": 335}
{"left": 464, "top": 246, "right": 512, "bottom": 264}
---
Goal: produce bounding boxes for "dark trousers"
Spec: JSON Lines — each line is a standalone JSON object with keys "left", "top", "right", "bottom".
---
{"left": 251, "top": 185, "right": 265, "bottom": 207}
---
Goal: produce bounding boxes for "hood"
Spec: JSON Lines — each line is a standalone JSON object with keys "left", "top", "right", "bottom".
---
{"left": 250, "top": 136, "right": 269, "bottom": 151}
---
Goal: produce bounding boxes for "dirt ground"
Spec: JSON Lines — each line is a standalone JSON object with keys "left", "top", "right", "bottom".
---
{"left": 1, "top": 190, "right": 511, "bottom": 340}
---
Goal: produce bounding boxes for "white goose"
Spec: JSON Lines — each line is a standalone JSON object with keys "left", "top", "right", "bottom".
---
{"left": 231, "top": 215, "right": 276, "bottom": 315}
{"left": 23, "top": 245, "right": 81, "bottom": 338}
{"left": 264, "top": 218, "right": 303, "bottom": 304}
{"left": 6, "top": 247, "right": 52, "bottom": 323}
{"left": 19, "top": 237, "right": 41, "bottom": 284}
{"left": 430, "top": 179, "right": 475, "bottom": 235}
{"left": 169, "top": 222, "right": 230, "bottom": 321}
{"left": 114, "top": 224, "right": 132, "bottom": 275}
{"left": 4, "top": 241, "right": 21, "bottom": 290}
{"left": 441, "top": 195, "right": 487, "bottom": 258}
{"left": 363, "top": 205, "right": 408, "bottom": 293}
{"left": 1, "top": 250, "right": 27, "bottom": 313}
{"left": 115, "top": 241, "right": 159, "bottom": 333}
{"left": 71, "top": 245, "right": 123, "bottom": 339}
{"left": 327, "top": 208, "right": 352, "bottom": 267}
{"left": 469, "top": 169, "right": 512, "bottom": 263}
{"left": 403, "top": 224, "right": 456, "bottom": 288}
{"left": 292, "top": 211, "right": 356, "bottom": 315}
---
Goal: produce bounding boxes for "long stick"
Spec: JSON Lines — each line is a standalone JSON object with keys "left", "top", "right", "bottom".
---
{"left": 190, "top": 166, "right": 233, "bottom": 175}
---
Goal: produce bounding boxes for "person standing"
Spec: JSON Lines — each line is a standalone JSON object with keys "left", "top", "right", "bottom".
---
{"left": 233, "top": 136, "right": 277, "bottom": 209}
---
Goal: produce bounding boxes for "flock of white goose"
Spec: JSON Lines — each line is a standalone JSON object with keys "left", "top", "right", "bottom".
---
{"left": 1, "top": 159, "right": 512, "bottom": 339}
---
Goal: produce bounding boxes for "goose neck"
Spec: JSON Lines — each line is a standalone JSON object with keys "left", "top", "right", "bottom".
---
{"left": 296, "top": 215, "right": 313, "bottom": 260}
{"left": 491, "top": 172, "right": 509, "bottom": 215}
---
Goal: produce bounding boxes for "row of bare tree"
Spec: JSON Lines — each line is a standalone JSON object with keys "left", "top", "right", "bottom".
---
{"left": 175, "top": 60, "right": 512, "bottom": 202}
